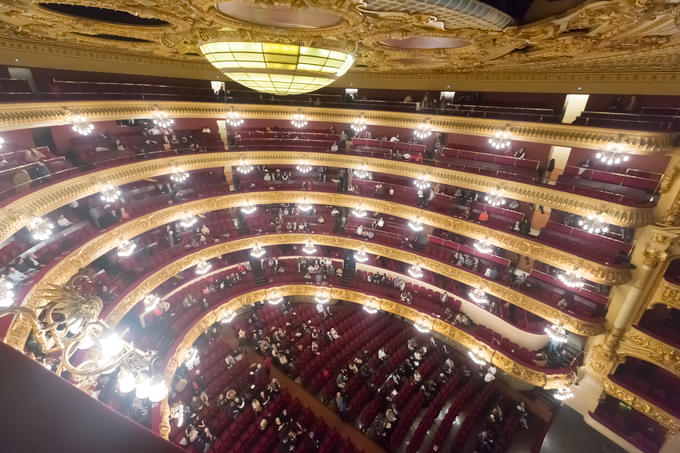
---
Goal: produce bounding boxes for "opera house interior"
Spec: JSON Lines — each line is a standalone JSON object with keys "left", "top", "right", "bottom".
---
{"left": 2, "top": 1, "right": 680, "bottom": 452}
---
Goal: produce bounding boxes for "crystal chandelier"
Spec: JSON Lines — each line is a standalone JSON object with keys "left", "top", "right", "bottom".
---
{"left": 473, "top": 238, "right": 493, "bottom": 254}
{"left": 250, "top": 244, "right": 266, "bottom": 258}
{"left": 183, "top": 347, "right": 200, "bottom": 369}
{"left": 408, "top": 265, "right": 424, "bottom": 279}
{"left": 408, "top": 219, "right": 423, "bottom": 232}
{"left": 27, "top": 217, "right": 55, "bottom": 241}
{"left": 179, "top": 213, "right": 197, "bottom": 229}
{"left": 469, "top": 288, "right": 489, "bottom": 305}
{"left": 302, "top": 240, "right": 317, "bottom": 255}
{"left": 100, "top": 184, "right": 121, "bottom": 203}
{"left": 236, "top": 160, "right": 254, "bottom": 174}
{"left": 291, "top": 113, "right": 308, "bottom": 129}
{"left": 578, "top": 214, "right": 609, "bottom": 235}
{"left": 484, "top": 189, "right": 505, "bottom": 207}
{"left": 353, "top": 165, "right": 371, "bottom": 179}
{"left": 314, "top": 290, "right": 331, "bottom": 304}
{"left": 557, "top": 268, "right": 583, "bottom": 289}
{"left": 413, "top": 120, "right": 432, "bottom": 140}
{"left": 72, "top": 115, "right": 94, "bottom": 136}
{"left": 354, "top": 248, "right": 369, "bottom": 262}
{"left": 0, "top": 276, "right": 167, "bottom": 400}
{"left": 267, "top": 293, "right": 284, "bottom": 305}
{"left": 296, "top": 160, "right": 313, "bottom": 174}
{"left": 240, "top": 201, "right": 257, "bottom": 215}
{"left": 142, "top": 295, "right": 161, "bottom": 314}
{"left": 414, "top": 175, "right": 431, "bottom": 190}
{"left": 195, "top": 261, "right": 212, "bottom": 275}
{"left": 0, "top": 276, "right": 14, "bottom": 308}
{"left": 199, "top": 42, "right": 354, "bottom": 96}
{"left": 545, "top": 323, "right": 568, "bottom": 343}
{"left": 351, "top": 114, "right": 367, "bottom": 133}
{"left": 413, "top": 317, "right": 432, "bottom": 333}
{"left": 554, "top": 387, "right": 574, "bottom": 401}
{"left": 489, "top": 130, "right": 511, "bottom": 150}
{"left": 170, "top": 167, "right": 189, "bottom": 183}
{"left": 117, "top": 240, "right": 136, "bottom": 257}
{"left": 226, "top": 109, "right": 244, "bottom": 127}
{"left": 352, "top": 205, "right": 367, "bottom": 217}
{"left": 297, "top": 200, "right": 314, "bottom": 212}
{"left": 0, "top": 137, "right": 4, "bottom": 149}
{"left": 468, "top": 348, "right": 487, "bottom": 366}
{"left": 363, "top": 299, "right": 379, "bottom": 314}
{"left": 221, "top": 309, "right": 236, "bottom": 324}
{"left": 152, "top": 110, "right": 174, "bottom": 129}
{"left": 596, "top": 142, "right": 628, "bottom": 165}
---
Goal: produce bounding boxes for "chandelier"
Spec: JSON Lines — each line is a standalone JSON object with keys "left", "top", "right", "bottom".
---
{"left": 352, "top": 205, "right": 367, "bottom": 218}
{"left": 236, "top": 160, "right": 254, "bottom": 174}
{"left": 302, "top": 240, "right": 317, "bottom": 255}
{"left": 363, "top": 299, "right": 380, "bottom": 314}
{"left": 468, "top": 348, "right": 487, "bottom": 366}
{"left": 142, "top": 294, "right": 161, "bottom": 314}
{"left": 489, "top": 130, "right": 511, "bottom": 150}
{"left": 226, "top": 109, "right": 244, "bottom": 127}
{"left": 100, "top": 184, "right": 121, "bottom": 203}
{"left": 414, "top": 175, "right": 431, "bottom": 190}
{"left": 314, "top": 290, "right": 331, "bottom": 304}
{"left": 195, "top": 261, "right": 212, "bottom": 275}
{"left": 183, "top": 347, "right": 200, "bottom": 369}
{"left": 296, "top": 160, "right": 313, "bottom": 174}
{"left": 221, "top": 309, "right": 237, "bottom": 324}
{"left": 469, "top": 288, "right": 489, "bottom": 305}
{"left": 351, "top": 114, "right": 367, "bottom": 133}
{"left": 152, "top": 110, "right": 173, "bottom": 129}
{"left": 250, "top": 244, "right": 266, "bottom": 258}
{"left": 554, "top": 387, "right": 574, "bottom": 401}
{"left": 473, "top": 238, "right": 493, "bottom": 254}
{"left": 596, "top": 142, "right": 628, "bottom": 166}
{"left": 117, "top": 240, "right": 136, "bottom": 257}
{"left": 408, "top": 265, "right": 424, "bottom": 279}
{"left": 0, "top": 136, "right": 4, "bottom": 149}
{"left": 0, "top": 276, "right": 14, "bottom": 308}
{"left": 545, "top": 323, "right": 568, "bottom": 343}
{"left": 0, "top": 276, "right": 167, "bottom": 400}
{"left": 170, "top": 167, "right": 189, "bottom": 183}
{"left": 408, "top": 219, "right": 423, "bottom": 232}
{"left": 72, "top": 115, "right": 94, "bottom": 136}
{"left": 354, "top": 248, "right": 369, "bottom": 262}
{"left": 484, "top": 189, "right": 505, "bottom": 207}
{"left": 240, "top": 201, "right": 257, "bottom": 215}
{"left": 297, "top": 200, "right": 314, "bottom": 212}
{"left": 179, "top": 213, "right": 197, "bottom": 229}
{"left": 291, "top": 113, "right": 308, "bottom": 128}
{"left": 199, "top": 42, "right": 354, "bottom": 96}
{"left": 27, "top": 217, "right": 54, "bottom": 241}
{"left": 413, "top": 120, "right": 432, "bottom": 140}
{"left": 413, "top": 317, "right": 432, "bottom": 333}
{"left": 267, "top": 293, "right": 284, "bottom": 305}
{"left": 353, "top": 165, "right": 371, "bottom": 179}
{"left": 557, "top": 268, "right": 583, "bottom": 289}
{"left": 578, "top": 213, "right": 609, "bottom": 235}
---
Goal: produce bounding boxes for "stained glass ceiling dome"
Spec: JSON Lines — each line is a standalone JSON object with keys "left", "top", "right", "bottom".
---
{"left": 199, "top": 41, "right": 355, "bottom": 95}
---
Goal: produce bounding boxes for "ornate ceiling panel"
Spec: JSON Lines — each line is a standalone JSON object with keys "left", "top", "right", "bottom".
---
{"left": 0, "top": 1, "right": 679, "bottom": 87}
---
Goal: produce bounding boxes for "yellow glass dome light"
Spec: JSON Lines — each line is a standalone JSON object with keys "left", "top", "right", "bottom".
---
{"left": 199, "top": 41, "right": 355, "bottom": 95}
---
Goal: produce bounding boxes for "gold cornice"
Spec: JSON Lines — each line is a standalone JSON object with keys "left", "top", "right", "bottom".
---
{"left": 0, "top": 100, "right": 673, "bottom": 154}
{"left": 161, "top": 284, "right": 575, "bottom": 394}
{"left": 97, "top": 230, "right": 604, "bottom": 337}
{"left": 602, "top": 377, "right": 680, "bottom": 434}
{"left": 0, "top": 153, "right": 651, "bottom": 253}
{"left": 7, "top": 216, "right": 604, "bottom": 351}
{"left": 617, "top": 327, "right": 680, "bottom": 381}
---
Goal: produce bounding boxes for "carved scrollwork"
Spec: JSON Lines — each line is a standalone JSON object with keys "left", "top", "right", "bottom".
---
{"left": 602, "top": 378, "right": 680, "bottom": 434}
{"left": 617, "top": 327, "right": 680, "bottom": 380}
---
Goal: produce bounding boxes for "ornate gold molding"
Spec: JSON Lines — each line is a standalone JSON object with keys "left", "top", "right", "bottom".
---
{"left": 649, "top": 279, "right": 680, "bottom": 312}
{"left": 617, "top": 327, "right": 680, "bottom": 381}
{"left": 0, "top": 152, "right": 651, "bottom": 252}
{"left": 0, "top": 100, "right": 673, "bottom": 154}
{"left": 160, "top": 284, "right": 575, "bottom": 398}
{"left": 602, "top": 377, "right": 680, "bottom": 434}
